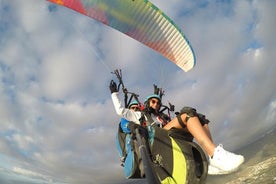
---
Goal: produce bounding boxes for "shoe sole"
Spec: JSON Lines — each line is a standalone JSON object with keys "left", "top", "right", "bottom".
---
{"left": 208, "top": 159, "right": 244, "bottom": 175}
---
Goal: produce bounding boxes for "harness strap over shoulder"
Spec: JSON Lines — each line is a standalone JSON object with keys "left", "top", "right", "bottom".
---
{"left": 139, "top": 111, "right": 154, "bottom": 127}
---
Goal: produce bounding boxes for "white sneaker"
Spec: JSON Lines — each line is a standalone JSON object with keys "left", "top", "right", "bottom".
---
{"left": 209, "top": 144, "right": 244, "bottom": 173}
{"left": 208, "top": 164, "right": 230, "bottom": 175}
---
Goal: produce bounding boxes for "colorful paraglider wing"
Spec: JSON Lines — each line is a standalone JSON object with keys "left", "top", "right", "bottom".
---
{"left": 47, "top": 0, "right": 196, "bottom": 72}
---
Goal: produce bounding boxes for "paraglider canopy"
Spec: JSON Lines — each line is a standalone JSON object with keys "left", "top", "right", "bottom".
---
{"left": 48, "top": 0, "right": 196, "bottom": 72}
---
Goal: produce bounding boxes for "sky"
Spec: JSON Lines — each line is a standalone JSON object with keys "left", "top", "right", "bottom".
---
{"left": 0, "top": 0, "right": 275, "bottom": 183}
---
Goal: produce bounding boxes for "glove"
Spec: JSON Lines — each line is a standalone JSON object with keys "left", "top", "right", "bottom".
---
{"left": 109, "top": 80, "right": 118, "bottom": 94}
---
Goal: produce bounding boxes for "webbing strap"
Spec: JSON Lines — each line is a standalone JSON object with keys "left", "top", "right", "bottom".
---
{"left": 117, "top": 124, "right": 127, "bottom": 160}
{"left": 139, "top": 111, "right": 154, "bottom": 127}
{"left": 144, "top": 112, "right": 154, "bottom": 126}
{"left": 177, "top": 114, "right": 186, "bottom": 128}
{"left": 176, "top": 114, "right": 191, "bottom": 128}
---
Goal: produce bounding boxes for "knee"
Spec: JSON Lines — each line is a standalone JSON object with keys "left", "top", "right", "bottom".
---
{"left": 179, "top": 107, "right": 210, "bottom": 126}
{"left": 180, "top": 106, "right": 198, "bottom": 117}
{"left": 179, "top": 106, "right": 198, "bottom": 122}
{"left": 176, "top": 108, "right": 197, "bottom": 129}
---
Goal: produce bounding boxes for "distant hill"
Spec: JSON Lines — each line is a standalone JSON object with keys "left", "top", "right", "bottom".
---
{"left": 207, "top": 128, "right": 276, "bottom": 184}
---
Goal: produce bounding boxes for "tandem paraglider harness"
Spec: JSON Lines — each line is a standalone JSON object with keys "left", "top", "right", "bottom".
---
{"left": 113, "top": 69, "right": 208, "bottom": 184}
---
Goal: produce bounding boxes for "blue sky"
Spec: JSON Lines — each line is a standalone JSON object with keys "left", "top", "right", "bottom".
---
{"left": 0, "top": 0, "right": 275, "bottom": 183}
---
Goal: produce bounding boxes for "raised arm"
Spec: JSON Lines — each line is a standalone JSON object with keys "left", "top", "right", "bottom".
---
{"left": 110, "top": 81, "right": 141, "bottom": 124}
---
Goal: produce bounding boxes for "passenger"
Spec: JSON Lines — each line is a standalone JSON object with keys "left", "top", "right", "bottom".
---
{"left": 116, "top": 100, "right": 140, "bottom": 166}
{"left": 120, "top": 100, "right": 140, "bottom": 133}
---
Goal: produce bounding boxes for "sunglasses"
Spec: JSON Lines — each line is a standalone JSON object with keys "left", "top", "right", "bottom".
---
{"left": 150, "top": 99, "right": 160, "bottom": 105}
{"left": 130, "top": 106, "right": 140, "bottom": 111}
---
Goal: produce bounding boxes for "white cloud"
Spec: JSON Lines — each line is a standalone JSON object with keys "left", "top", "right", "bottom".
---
{"left": 13, "top": 166, "right": 51, "bottom": 181}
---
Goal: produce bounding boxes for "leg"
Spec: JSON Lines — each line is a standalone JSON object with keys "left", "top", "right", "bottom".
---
{"left": 202, "top": 124, "right": 213, "bottom": 142}
{"left": 164, "top": 112, "right": 244, "bottom": 174}
{"left": 164, "top": 114, "right": 216, "bottom": 156}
